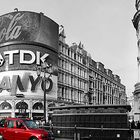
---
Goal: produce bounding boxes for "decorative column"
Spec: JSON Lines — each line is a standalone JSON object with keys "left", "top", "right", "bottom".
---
{"left": 133, "top": 0, "right": 140, "bottom": 81}
{"left": 29, "top": 99, "right": 33, "bottom": 119}
{"left": 11, "top": 99, "right": 15, "bottom": 118}
{"left": 133, "top": 0, "right": 140, "bottom": 121}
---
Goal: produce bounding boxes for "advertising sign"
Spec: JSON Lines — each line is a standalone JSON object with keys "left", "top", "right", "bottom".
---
{"left": 0, "top": 11, "right": 58, "bottom": 99}
{"left": 0, "top": 71, "right": 57, "bottom": 100}
{"left": 0, "top": 11, "right": 59, "bottom": 52}
{"left": 0, "top": 44, "right": 58, "bottom": 75}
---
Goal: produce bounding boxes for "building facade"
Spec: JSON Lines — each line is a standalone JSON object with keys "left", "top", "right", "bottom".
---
{"left": 0, "top": 10, "right": 127, "bottom": 120}
{"left": 57, "top": 28, "right": 127, "bottom": 106}
{"left": 88, "top": 59, "right": 126, "bottom": 105}
{"left": 0, "top": 11, "right": 59, "bottom": 119}
{"left": 58, "top": 31, "right": 89, "bottom": 105}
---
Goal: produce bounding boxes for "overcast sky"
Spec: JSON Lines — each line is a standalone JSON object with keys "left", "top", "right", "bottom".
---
{"left": 0, "top": 0, "right": 138, "bottom": 97}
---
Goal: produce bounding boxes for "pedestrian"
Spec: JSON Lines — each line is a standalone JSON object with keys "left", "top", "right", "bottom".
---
{"left": 137, "top": 121, "right": 140, "bottom": 129}
{"left": 131, "top": 120, "right": 135, "bottom": 129}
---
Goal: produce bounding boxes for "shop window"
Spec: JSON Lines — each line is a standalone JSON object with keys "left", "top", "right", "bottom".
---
{"left": 16, "top": 101, "right": 28, "bottom": 110}
{"left": 0, "top": 101, "right": 12, "bottom": 110}
{"left": 33, "top": 102, "right": 43, "bottom": 110}
{"left": 48, "top": 102, "right": 56, "bottom": 107}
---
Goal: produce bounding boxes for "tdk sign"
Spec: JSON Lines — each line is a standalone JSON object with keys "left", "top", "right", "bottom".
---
{"left": 0, "top": 54, "right": 4, "bottom": 66}
{"left": 0, "top": 50, "right": 49, "bottom": 66}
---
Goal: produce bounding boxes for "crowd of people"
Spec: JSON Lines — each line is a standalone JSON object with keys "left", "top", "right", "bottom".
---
{"left": 130, "top": 120, "right": 140, "bottom": 129}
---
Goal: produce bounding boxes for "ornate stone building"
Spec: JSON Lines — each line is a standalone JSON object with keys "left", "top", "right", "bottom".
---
{"left": 88, "top": 59, "right": 126, "bottom": 105}
{"left": 57, "top": 28, "right": 127, "bottom": 105}
{"left": 57, "top": 29, "right": 90, "bottom": 105}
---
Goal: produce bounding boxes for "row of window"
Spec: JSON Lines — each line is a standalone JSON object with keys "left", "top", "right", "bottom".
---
{"left": 0, "top": 102, "right": 43, "bottom": 110}
{"left": 59, "top": 58, "right": 88, "bottom": 78}
{"left": 89, "top": 80, "right": 123, "bottom": 97}
{"left": 59, "top": 44, "right": 86, "bottom": 65}
{"left": 58, "top": 72, "right": 88, "bottom": 90}
{"left": 58, "top": 40, "right": 126, "bottom": 105}
{"left": 57, "top": 86, "right": 125, "bottom": 105}
{"left": 58, "top": 43, "right": 89, "bottom": 104}
{"left": 58, "top": 87, "right": 86, "bottom": 103}
{"left": 0, "top": 119, "right": 37, "bottom": 129}
{"left": 89, "top": 72, "right": 126, "bottom": 102}
{"left": 94, "top": 91, "right": 125, "bottom": 105}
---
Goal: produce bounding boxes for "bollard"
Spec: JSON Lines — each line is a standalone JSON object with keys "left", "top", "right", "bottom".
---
{"left": 50, "top": 123, "right": 53, "bottom": 132}
{"left": 74, "top": 125, "right": 77, "bottom": 140}
{"left": 77, "top": 133, "right": 80, "bottom": 140}
{"left": 74, "top": 133, "right": 77, "bottom": 140}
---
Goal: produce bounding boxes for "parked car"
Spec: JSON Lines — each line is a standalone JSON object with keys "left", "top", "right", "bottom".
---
{"left": 0, "top": 117, "right": 55, "bottom": 140}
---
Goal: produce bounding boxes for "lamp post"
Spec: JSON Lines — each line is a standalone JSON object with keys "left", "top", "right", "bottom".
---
{"left": 36, "top": 62, "right": 53, "bottom": 125}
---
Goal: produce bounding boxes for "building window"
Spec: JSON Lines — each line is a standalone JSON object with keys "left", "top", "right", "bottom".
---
{"left": 62, "top": 60, "right": 64, "bottom": 68}
{"left": 16, "top": 101, "right": 28, "bottom": 113}
{"left": 62, "top": 45, "right": 65, "bottom": 53}
{"left": 33, "top": 102, "right": 43, "bottom": 110}
{"left": 62, "top": 87, "right": 64, "bottom": 98}
{"left": 0, "top": 102, "right": 12, "bottom": 110}
{"left": 74, "top": 53, "right": 76, "bottom": 59}
{"left": 68, "top": 49, "right": 70, "bottom": 56}
{"left": 71, "top": 64, "right": 73, "bottom": 72}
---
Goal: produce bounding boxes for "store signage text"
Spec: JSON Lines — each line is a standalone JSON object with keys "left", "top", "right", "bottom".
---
{"left": 0, "top": 13, "right": 24, "bottom": 42}
{"left": 0, "top": 50, "right": 49, "bottom": 66}
{"left": 0, "top": 73, "right": 53, "bottom": 96}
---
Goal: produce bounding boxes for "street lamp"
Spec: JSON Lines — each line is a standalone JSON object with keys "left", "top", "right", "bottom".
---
{"left": 36, "top": 62, "right": 53, "bottom": 125}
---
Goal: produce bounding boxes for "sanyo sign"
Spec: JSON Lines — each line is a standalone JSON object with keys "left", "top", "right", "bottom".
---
{"left": 0, "top": 50, "right": 49, "bottom": 66}
{"left": 0, "top": 49, "right": 56, "bottom": 97}
{"left": 0, "top": 72, "right": 54, "bottom": 96}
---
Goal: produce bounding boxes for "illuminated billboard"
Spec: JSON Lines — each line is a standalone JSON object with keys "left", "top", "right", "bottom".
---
{"left": 0, "top": 11, "right": 59, "bottom": 51}
{"left": 0, "top": 11, "right": 59, "bottom": 100}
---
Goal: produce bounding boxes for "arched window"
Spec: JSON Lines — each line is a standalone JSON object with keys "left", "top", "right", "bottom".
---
{"left": 33, "top": 102, "right": 43, "bottom": 110}
{"left": 16, "top": 101, "right": 28, "bottom": 110}
{"left": 48, "top": 102, "right": 55, "bottom": 107}
{"left": 0, "top": 101, "right": 12, "bottom": 110}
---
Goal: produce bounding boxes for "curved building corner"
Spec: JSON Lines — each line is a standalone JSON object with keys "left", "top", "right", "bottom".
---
{"left": 0, "top": 10, "right": 59, "bottom": 120}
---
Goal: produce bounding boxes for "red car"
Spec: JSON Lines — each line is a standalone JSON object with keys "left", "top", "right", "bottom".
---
{"left": 0, "top": 118, "right": 54, "bottom": 140}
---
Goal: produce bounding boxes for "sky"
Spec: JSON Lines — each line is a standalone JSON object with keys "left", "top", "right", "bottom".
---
{"left": 0, "top": 0, "right": 138, "bottom": 97}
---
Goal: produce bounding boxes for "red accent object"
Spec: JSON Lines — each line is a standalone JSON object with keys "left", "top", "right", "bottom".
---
{"left": 0, "top": 117, "right": 54, "bottom": 140}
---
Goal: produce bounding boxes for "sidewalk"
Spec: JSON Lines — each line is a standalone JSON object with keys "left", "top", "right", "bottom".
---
{"left": 55, "top": 138, "right": 72, "bottom": 140}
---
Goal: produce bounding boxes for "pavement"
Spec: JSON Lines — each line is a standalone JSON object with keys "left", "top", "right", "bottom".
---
{"left": 55, "top": 138, "right": 72, "bottom": 140}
